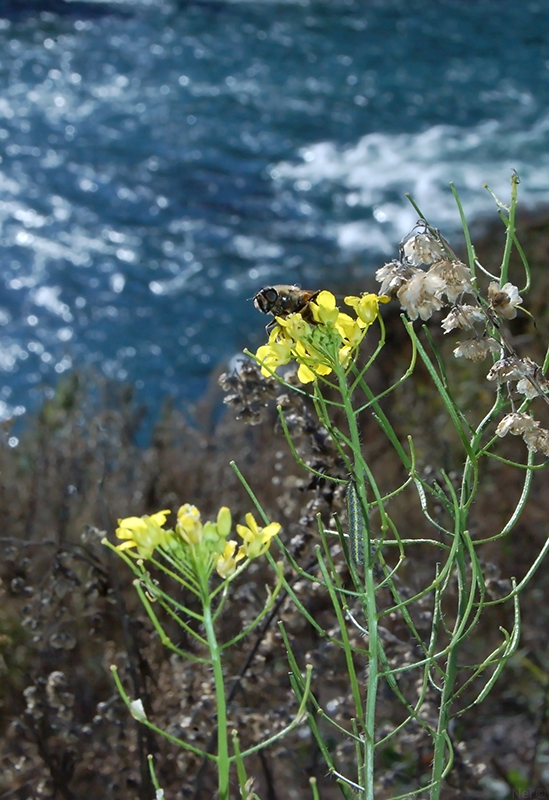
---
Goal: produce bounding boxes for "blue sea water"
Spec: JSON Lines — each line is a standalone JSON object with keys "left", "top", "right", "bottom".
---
{"left": 1, "top": 0, "right": 549, "bottom": 426}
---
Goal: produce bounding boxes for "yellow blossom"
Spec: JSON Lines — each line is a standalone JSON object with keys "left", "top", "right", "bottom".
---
{"left": 236, "top": 513, "right": 281, "bottom": 559}
{"left": 253, "top": 289, "right": 385, "bottom": 384}
{"left": 335, "top": 311, "right": 365, "bottom": 347}
{"left": 310, "top": 291, "right": 340, "bottom": 325}
{"left": 338, "top": 344, "right": 354, "bottom": 367}
{"left": 294, "top": 340, "right": 333, "bottom": 384}
{"left": 297, "top": 362, "right": 319, "bottom": 383}
{"left": 275, "top": 313, "right": 311, "bottom": 340}
{"left": 345, "top": 293, "right": 389, "bottom": 327}
{"left": 176, "top": 504, "right": 203, "bottom": 545}
{"left": 215, "top": 540, "right": 245, "bottom": 579}
{"left": 115, "top": 510, "right": 171, "bottom": 559}
{"left": 297, "top": 364, "right": 322, "bottom": 383}
{"left": 216, "top": 506, "right": 232, "bottom": 538}
{"left": 255, "top": 329, "right": 293, "bottom": 377}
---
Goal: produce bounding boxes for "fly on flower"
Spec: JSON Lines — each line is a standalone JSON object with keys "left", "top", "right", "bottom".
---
{"left": 253, "top": 284, "right": 320, "bottom": 330}
{"left": 253, "top": 289, "right": 388, "bottom": 384}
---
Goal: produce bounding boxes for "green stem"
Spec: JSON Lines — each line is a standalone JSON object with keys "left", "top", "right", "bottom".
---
{"left": 361, "top": 566, "right": 379, "bottom": 800}
{"left": 429, "top": 536, "right": 467, "bottom": 799}
{"left": 202, "top": 592, "right": 230, "bottom": 800}
{"left": 333, "top": 361, "right": 378, "bottom": 800}
{"left": 499, "top": 171, "right": 519, "bottom": 285}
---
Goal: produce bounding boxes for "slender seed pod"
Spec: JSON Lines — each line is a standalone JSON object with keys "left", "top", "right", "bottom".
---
{"left": 346, "top": 480, "right": 364, "bottom": 566}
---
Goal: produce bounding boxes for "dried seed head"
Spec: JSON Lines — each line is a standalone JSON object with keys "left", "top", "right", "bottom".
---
{"left": 427, "top": 259, "right": 474, "bottom": 303}
{"left": 402, "top": 232, "right": 446, "bottom": 266}
{"left": 523, "top": 426, "right": 549, "bottom": 456}
{"left": 375, "top": 259, "right": 421, "bottom": 299}
{"left": 219, "top": 358, "right": 277, "bottom": 425}
{"left": 46, "top": 671, "right": 74, "bottom": 711}
{"left": 487, "top": 281, "right": 522, "bottom": 320}
{"left": 514, "top": 358, "right": 549, "bottom": 399}
{"left": 486, "top": 357, "right": 526, "bottom": 383}
{"left": 495, "top": 412, "right": 539, "bottom": 438}
{"left": 396, "top": 271, "right": 445, "bottom": 321}
{"left": 487, "top": 356, "right": 548, "bottom": 400}
{"left": 441, "top": 304, "right": 485, "bottom": 333}
{"left": 453, "top": 338, "right": 500, "bottom": 362}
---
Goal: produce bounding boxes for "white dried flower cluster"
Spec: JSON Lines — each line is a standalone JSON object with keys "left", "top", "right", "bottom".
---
{"left": 489, "top": 358, "right": 549, "bottom": 455}
{"left": 402, "top": 231, "right": 446, "bottom": 265}
{"left": 379, "top": 228, "right": 489, "bottom": 354}
{"left": 487, "top": 281, "right": 523, "bottom": 320}
{"left": 376, "top": 229, "right": 474, "bottom": 322}
{"left": 441, "top": 305, "right": 485, "bottom": 333}
{"left": 377, "top": 224, "right": 549, "bottom": 457}
{"left": 453, "top": 337, "right": 500, "bottom": 362}
{"left": 376, "top": 259, "right": 419, "bottom": 299}
{"left": 377, "top": 229, "right": 532, "bottom": 369}
{"left": 487, "top": 356, "right": 549, "bottom": 399}
{"left": 496, "top": 412, "right": 549, "bottom": 456}
{"left": 448, "top": 281, "right": 522, "bottom": 362}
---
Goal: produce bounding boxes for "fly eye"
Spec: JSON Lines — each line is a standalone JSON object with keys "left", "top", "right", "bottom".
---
{"left": 263, "top": 288, "right": 279, "bottom": 303}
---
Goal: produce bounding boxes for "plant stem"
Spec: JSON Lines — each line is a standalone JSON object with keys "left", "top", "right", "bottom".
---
{"left": 202, "top": 592, "right": 230, "bottom": 800}
{"left": 361, "top": 561, "right": 379, "bottom": 800}
{"left": 429, "top": 536, "right": 467, "bottom": 799}
{"left": 334, "top": 363, "right": 379, "bottom": 800}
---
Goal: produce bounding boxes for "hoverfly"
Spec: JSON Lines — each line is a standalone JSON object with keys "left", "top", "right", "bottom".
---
{"left": 253, "top": 284, "right": 320, "bottom": 329}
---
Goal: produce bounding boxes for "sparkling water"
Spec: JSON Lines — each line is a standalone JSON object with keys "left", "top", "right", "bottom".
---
{"left": 1, "top": 0, "right": 549, "bottom": 424}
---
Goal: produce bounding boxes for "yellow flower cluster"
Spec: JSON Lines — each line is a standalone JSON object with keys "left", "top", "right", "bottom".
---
{"left": 254, "top": 290, "right": 388, "bottom": 383}
{"left": 116, "top": 505, "right": 280, "bottom": 579}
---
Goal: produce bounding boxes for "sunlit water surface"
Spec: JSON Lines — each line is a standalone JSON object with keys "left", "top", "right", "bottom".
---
{"left": 1, "top": 0, "right": 549, "bottom": 427}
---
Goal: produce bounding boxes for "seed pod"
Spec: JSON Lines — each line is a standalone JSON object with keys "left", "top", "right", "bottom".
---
{"left": 346, "top": 481, "right": 364, "bottom": 566}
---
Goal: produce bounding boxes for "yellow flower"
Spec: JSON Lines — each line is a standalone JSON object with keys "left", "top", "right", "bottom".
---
{"left": 294, "top": 340, "right": 333, "bottom": 384}
{"left": 115, "top": 510, "right": 171, "bottom": 559}
{"left": 338, "top": 344, "right": 354, "bottom": 368}
{"left": 216, "top": 506, "right": 232, "bottom": 538}
{"left": 297, "top": 361, "right": 331, "bottom": 384}
{"left": 275, "top": 313, "right": 311, "bottom": 340}
{"left": 253, "top": 289, "right": 386, "bottom": 384}
{"left": 114, "top": 503, "right": 241, "bottom": 581}
{"left": 236, "top": 513, "right": 281, "bottom": 559}
{"left": 345, "top": 293, "right": 388, "bottom": 327}
{"left": 255, "top": 330, "right": 294, "bottom": 377}
{"left": 296, "top": 362, "right": 316, "bottom": 384}
{"left": 176, "top": 504, "right": 203, "bottom": 545}
{"left": 215, "top": 540, "right": 245, "bottom": 579}
{"left": 311, "top": 290, "right": 340, "bottom": 325}
{"left": 335, "top": 312, "right": 365, "bottom": 347}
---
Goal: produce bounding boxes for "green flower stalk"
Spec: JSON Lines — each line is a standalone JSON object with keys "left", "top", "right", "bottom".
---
{"left": 105, "top": 502, "right": 302, "bottom": 800}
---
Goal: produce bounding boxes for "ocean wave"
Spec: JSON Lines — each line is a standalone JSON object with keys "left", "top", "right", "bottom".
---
{"left": 270, "top": 116, "right": 549, "bottom": 254}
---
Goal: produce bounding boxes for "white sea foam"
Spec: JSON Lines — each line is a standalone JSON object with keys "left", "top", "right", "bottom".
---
{"left": 271, "top": 117, "right": 549, "bottom": 255}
